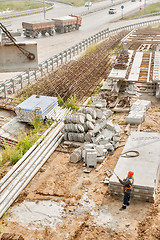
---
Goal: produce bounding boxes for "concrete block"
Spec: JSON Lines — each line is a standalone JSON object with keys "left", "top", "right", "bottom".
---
{"left": 95, "top": 145, "right": 108, "bottom": 157}
{"left": 78, "top": 107, "right": 96, "bottom": 119}
{"left": 92, "top": 98, "right": 107, "bottom": 108}
{"left": 101, "top": 109, "right": 112, "bottom": 119}
{"left": 95, "top": 134, "right": 104, "bottom": 144}
{"left": 65, "top": 113, "right": 85, "bottom": 124}
{"left": 86, "top": 113, "right": 92, "bottom": 122}
{"left": 105, "top": 121, "right": 115, "bottom": 131}
{"left": 84, "top": 143, "right": 95, "bottom": 149}
{"left": 97, "top": 156, "right": 106, "bottom": 163}
{"left": 86, "top": 152, "right": 97, "bottom": 168}
{"left": 68, "top": 133, "right": 85, "bottom": 142}
{"left": 99, "top": 120, "right": 108, "bottom": 129}
{"left": 86, "top": 121, "right": 94, "bottom": 130}
{"left": 64, "top": 124, "right": 84, "bottom": 133}
{"left": 113, "top": 135, "right": 121, "bottom": 142}
{"left": 101, "top": 129, "right": 114, "bottom": 140}
{"left": 126, "top": 113, "right": 144, "bottom": 124}
{"left": 83, "top": 148, "right": 96, "bottom": 163}
{"left": 70, "top": 148, "right": 82, "bottom": 163}
{"left": 98, "top": 139, "right": 110, "bottom": 145}
{"left": 95, "top": 109, "right": 103, "bottom": 119}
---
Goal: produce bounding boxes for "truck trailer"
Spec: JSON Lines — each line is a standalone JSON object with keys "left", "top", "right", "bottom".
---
{"left": 52, "top": 14, "right": 82, "bottom": 33}
{"left": 22, "top": 20, "right": 55, "bottom": 38}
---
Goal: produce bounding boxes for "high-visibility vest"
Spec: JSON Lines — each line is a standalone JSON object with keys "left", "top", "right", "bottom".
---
{"left": 124, "top": 177, "right": 134, "bottom": 192}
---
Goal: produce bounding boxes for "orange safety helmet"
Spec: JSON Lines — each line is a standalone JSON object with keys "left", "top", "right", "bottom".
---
{"left": 128, "top": 171, "right": 134, "bottom": 176}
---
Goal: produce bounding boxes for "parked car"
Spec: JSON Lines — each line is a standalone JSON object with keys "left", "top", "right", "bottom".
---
{"left": 108, "top": 8, "right": 116, "bottom": 14}
{"left": 85, "top": 1, "right": 92, "bottom": 7}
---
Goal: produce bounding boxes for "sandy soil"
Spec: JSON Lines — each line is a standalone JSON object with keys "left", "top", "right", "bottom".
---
{"left": 0, "top": 94, "right": 160, "bottom": 240}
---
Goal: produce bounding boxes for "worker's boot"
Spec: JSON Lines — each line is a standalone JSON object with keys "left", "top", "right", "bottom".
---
{"left": 127, "top": 202, "right": 130, "bottom": 206}
{"left": 119, "top": 204, "right": 126, "bottom": 211}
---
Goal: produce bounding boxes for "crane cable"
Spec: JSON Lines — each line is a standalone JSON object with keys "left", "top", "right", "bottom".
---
{"left": 0, "top": 22, "right": 35, "bottom": 60}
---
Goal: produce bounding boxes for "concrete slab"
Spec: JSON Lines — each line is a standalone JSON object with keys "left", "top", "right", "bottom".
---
{"left": 153, "top": 52, "right": 160, "bottom": 82}
{"left": 128, "top": 52, "right": 143, "bottom": 82}
{"left": 1, "top": 117, "right": 28, "bottom": 139}
{"left": 109, "top": 132, "right": 160, "bottom": 201}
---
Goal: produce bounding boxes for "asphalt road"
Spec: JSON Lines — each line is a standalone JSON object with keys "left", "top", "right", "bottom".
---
{"left": 0, "top": 0, "right": 160, "bottom": 81}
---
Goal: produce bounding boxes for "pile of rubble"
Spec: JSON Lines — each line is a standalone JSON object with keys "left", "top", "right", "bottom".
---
{"left": 114, "top": 49, "right": 129, "bottom": 70}
{"left": 63, "top": 97, "right": 122, "bottom": 168}
{"left": 126, "top": 99, "right": 151, "bottom": 124}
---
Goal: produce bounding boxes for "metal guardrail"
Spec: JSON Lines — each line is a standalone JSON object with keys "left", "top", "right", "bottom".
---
{"left": 1, "top": 18, "right": 160, "bottom": 98}
{"left": 129, "top": 12, "right": 160, "bottom": 20}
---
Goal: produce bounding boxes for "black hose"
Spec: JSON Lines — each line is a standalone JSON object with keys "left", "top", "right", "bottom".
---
{"left": 120, "top": 150, "right": 139, "bottom": 158}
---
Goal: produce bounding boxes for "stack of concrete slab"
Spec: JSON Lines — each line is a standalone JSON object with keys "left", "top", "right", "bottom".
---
{"left": 126, "top": 99, "right": 151, "bottom": 124}
{"left": 16, "top": 95, "right": 58, "bottom": 123}
{"left": 108, "top": 132, "right": 160, "bottom": 202}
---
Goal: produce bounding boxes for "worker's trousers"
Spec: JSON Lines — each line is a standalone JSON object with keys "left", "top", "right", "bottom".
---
{"left": 122, "top": 192, "right": 131, "bottom": 209}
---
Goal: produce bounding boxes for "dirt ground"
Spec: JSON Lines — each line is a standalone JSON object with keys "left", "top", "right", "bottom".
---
{"left": 0, "top": 93, "right": 160, "bottom": 240}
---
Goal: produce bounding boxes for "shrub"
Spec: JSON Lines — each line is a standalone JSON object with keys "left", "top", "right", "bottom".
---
{"left": 10, "top": 149, "right": 23, "bottom": 165}
{"left": 58, "top": 97, "right": 64, "bottom": 107}
{"left": 65, "top": 94, "right": 79, "bottom": 112}
{"left": 29, "top": 113, "right": 43, "bottom": 132}
{"left": 1, "top": 144, "right": 13, "bottom": 163}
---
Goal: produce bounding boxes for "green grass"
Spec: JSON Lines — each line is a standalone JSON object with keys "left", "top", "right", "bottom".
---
{"left": 58, "top": 94, "right": 79, "bottom": 112}
{"left": 123, "top": 2, "right": 160, "bottom": 19}
{"left": 0, "top": 1, "right": 49, "bottom": 12}
{"left": 0, "top": 115, "right": 53, "bottom": 166}
{"left": 61, "top": 0, "right": 102, "bottom": 7}
{"left": 82, "top": 44, "right": 98, "bottom": 57}
{"left": 65, "top": 94, "right": 80, "bottom": 112}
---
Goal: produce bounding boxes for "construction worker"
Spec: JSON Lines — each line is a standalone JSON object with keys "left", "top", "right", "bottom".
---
{"left": 117, "top": 171, "right": 134, "bottom": 211}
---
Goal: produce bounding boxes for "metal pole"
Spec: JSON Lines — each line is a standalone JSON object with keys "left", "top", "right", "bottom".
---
{"left": 43, "top": 0, "right": 46, "bottom": 19}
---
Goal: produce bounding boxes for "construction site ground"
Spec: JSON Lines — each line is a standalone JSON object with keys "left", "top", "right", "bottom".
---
{"left": 0, "top": 29, "right": 160, "bottom": 239}
{"left": 0, "top": 94, "right": 160, "bottom": 240}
